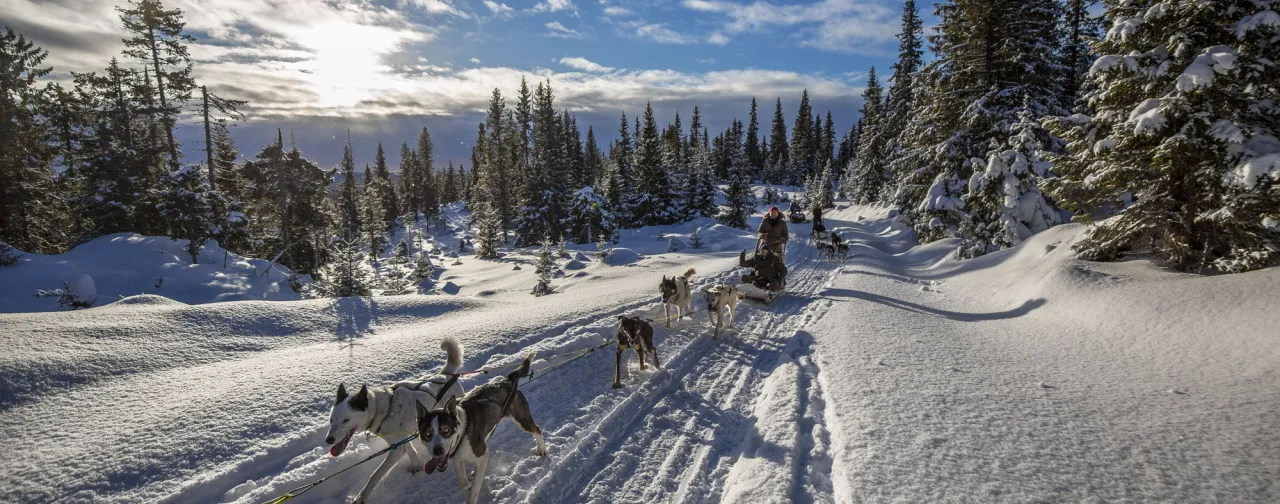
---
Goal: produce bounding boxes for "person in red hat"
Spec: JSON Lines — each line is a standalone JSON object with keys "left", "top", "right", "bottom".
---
{"left": 757, "top": 206, "right": 789, "bottom": 262}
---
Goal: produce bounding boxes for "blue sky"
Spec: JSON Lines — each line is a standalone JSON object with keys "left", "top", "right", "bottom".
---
{"left": 6, "top": 0, "right": 921, "bottom": 169}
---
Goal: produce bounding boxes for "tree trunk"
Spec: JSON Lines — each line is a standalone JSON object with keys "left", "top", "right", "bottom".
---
{"left": 203, "top": 86, "right": 213, "bottom": 190}
{"left": 148, "top": 28, "right": 179, "bottom": 170}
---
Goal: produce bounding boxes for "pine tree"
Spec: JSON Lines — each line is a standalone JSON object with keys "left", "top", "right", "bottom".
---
{"left": 610, "top": 112, "right": 636, "bottom": 225}
{"left": 719, "top": 122, "right": 755, "bottom": 229}
{"left": 515, "top": 81, "right": 568, "bottom": 245}
{"left": 565, "top": 186, "right": 615, "bottom": 244}
{"left": 482, "top": 90, "right": 511, "bottom": 237}
{"left": 532, "top": 235, "right": 554, "bottom": 296}
{"left": 584, "top": 125, "right": 603, "bottom": 185}
{"left": 852, "top": 67, "right": 890, "bottom": 204}
{"left": 416, "top": 127, "right": 438, "bottom": 217}
{"left": 563, "top": 111, "right": 586, "bottom": 189}
{"left": 117, "top": 0, "right": 195, "bottom": 171}
{"left": 314, "top": 239, "right": 373, "bottom": 297}
{"left": 160, "top": 164, "right": 214, "bottom": 263}
{"left": 767, "top": 98, "right": 790, "bottom": 184}
{"left": 1061, "top": 0, "right": 1102, "bottom": 109}
{"left": 0, "top": 29, "right": 64, "bottom": 254}
{"left": 338, "top": 137, "right": 360, "bottom": 241}
{"left": 361, "top": 164, "right": 387, "bottom": 255}
{"left": 634, "top": 102, "right": 677, "bottom": 226}
{"left": 821, "top": 112, "right": 836, "bottom": 171}
{"left": 1045, "top": 0, "right": 1280, "bottom": 272}
{"left": 372, "top": 143, "right": 399, "bottom": 227}
{"left": 745, "top": 98, "right": 763, "bottom": 177}
{"left": 961, "top": 102, "right": 1059, "bottom": 258}
{"left": 790, "top": 90, "right": 814, "bottom": 184}
{"left": 398, "top": 143, "right": 418, "bottom": 219}
{"left": 884, "top": 0, "right": 925, "bottom": 164}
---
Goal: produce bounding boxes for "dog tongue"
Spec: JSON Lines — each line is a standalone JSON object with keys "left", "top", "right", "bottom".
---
{"left": 424, "top": 456, "right": 449, "bottom": 474}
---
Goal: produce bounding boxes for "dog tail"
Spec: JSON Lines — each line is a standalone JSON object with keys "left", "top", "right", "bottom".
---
{"left": 440, "top": 337, "right": 464, "bottom": 375}
{"left": 507, "top": 353, "right": 535, "bottom": 382}
{"left": 682, "top": 267, "right": 696, "bottom": 279}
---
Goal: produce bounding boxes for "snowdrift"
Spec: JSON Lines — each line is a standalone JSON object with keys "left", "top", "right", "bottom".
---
{"left": 0, "top": 233, "right": 302, "bottom": 313}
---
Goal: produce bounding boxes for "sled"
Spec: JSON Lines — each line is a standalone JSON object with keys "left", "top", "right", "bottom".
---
{"left": 737, "top": 279, "right": 785, "bottom": 304}
{"left": 738, "top": 239, "right": 786, "bottom": 304}
{"left": 789, "top": 211, "right": 807, "bottom": 224}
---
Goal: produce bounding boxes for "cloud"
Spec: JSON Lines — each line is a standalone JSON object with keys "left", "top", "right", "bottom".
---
{"left": 470, "top": 57, "right": 482, "bottom": 64}
{"left": 559, "top": 56, "right": 615, "bottom": 73}
{"left": 603, "top": 6, "right": 633, "bottom": 16}
{"left": 697, "top": 58, "right": 717, "bottom": 64}
{"left": 530, "top": 0, "right": 577, "bottom": 14}
{"left": 682, "top": 0, "right": 899, "bottom": 53}
{"left": 629, "top": 22, "right": 697, "bottom": 44}
{"left": 482, "top": 0, "right": 514, "bottom": 16}
{"left": 708, "top": 32, "right": 729, "bottom": 45}
{"left": 398, "top": 0, "right": 469, "bottom": 18}
{"left": 544, "top": 21, "right": 587, "bottom": 39}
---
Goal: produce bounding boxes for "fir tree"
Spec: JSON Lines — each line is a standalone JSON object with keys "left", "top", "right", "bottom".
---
{"left": 361, "top": 164, "right": 387, "bottom": 255}
{"left": 584, "top": 125, "right": 603, "bottom": 185}
{"left": 160, "top": 164, "right": 214, "bottom": 263}
{"left": 1045, "top": 0, "right": 1280, "bottom": 272}
{"left": 767, "top": 98, "right": 790, "bottom": 184}
{"left": 634, "top": 102, "right": 677, "bottom": 226}
{"left": 373, "top": 143, "right": 398, "bottom": 226}
{"left": 565, "top": 186, "right": 615, "bottom": 244}
{"left": 338, "top": 137, "right": 360, "bottom": 241}
{"left": 532, "top": 235, "right": 554, "bottom": 296}
{"left": 884, "top": 0, "right": 924, "bottom": 163}
{"left": 118, "top": 0, "right": 195, "bottom": 170}
{"left": 790, "top": 90, "right": 814, "bottom": 184}
{"left": 745, "top": 97, "right": 763, "bottom": 177}
{"left": 719, "top": 123, "right": 755, "bottom": 229}
{"left": 1061, "top": 0, "right": 1102, "bottom": 109}
{"left": 515, "top": 81, "right": 567, "bottom": 245}
{"left": 314, "top": 239, "right": 373, "bottom": 298}
{"left": 416, "top": 127, "right": 438, "bottom": 216}
{"left": 961, "top": 102, "right": 1059, "bottom": 258}
{"left": 398, "top": 143, "right": 418, "bottom": 219}
{"left": 852, "top": 67, "right": 890, "bottom": 204}
{"left": 0, "top": 29, "right": 64, "bottom": 253}
{"left": 610, "top": 112, "right": 635, "bottom": 225}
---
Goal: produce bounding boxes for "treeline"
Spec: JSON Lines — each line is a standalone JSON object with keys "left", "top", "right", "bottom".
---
{"left": 0, "top": 1, "right": 472, "bottom": 276}
{"left": 840, "top": 0, "right": 1278, "bottom": 272}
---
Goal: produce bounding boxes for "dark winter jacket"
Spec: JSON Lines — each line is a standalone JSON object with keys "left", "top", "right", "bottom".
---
{"left": 811, "top": 205, "right": 823, "bottom": 225}
{"left": 757, "top": 215, "right": 789, "bottom": 250}
{"left": 740, "top": 250, "right": 787, "bottom": 282}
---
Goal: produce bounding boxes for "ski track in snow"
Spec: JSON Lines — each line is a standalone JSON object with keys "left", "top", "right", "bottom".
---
{"left": 4, "top": 202, "right": 1278, "bottom": 504}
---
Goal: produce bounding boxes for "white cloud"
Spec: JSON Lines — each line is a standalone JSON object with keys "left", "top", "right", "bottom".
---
{"left": 482, "top": 0, "right": 514, "bottom": 17}
{"left": 544, "top": 21, "right": 587, "bottom": 39}
{"left": 560, "top": 56, "right": 615, "bottom": 73}
{"left": 603, "top": 6, "right": 633, "bottom": 16}
{"left": 708, "top": 32, "right": 729, "bottom": 45}
{"left": 470, "top": 57, "right": 482, "bottom": 64}
{"left": 697, "top": 58, "right": 717, "bottom": 64}
{"left": 630, "top": 22, "right": 697, "bottom": 44}
{"left": 682, "top": 0, "right": 898, "bottom": 53}
{"left": 399, "top": 0, "right": 469, "bottom": 18}
{"left": 531, "top": 0, "right": 577, "bottom": 14}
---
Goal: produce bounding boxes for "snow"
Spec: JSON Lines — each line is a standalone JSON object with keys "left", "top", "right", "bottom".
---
{"left": 0, "top": 233, "right": 301, "bottom": 313}
{"left": 1236, "top": 10, "right": 1280, "bottom": 38}
{"left": 1176, "top": 46, "right": 1237, "bottom": 91}
{"left": 1, "top": 199, "right": 1278, "bottom": 504}
{"left": 1129, "top": 98, "right": 1166, "bottom": 134}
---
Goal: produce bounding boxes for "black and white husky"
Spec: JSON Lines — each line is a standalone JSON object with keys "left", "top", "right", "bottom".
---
{"left": 703, "top": 284, "right": 744, "bottom": 338}
{"left": 415, "top": 355, "right": 549, "bottom": 504}
{"left": 659, "top": 268, "right": 697, "bottom": 328}
{"left": 325, "top": 337, "right": 466, "bottom": 504}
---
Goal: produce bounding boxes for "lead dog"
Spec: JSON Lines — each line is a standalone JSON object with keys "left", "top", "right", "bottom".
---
{"left": 659, "top": 268, "right": 696, "bottom": 327}
{"left": 325, "top": 337, "right": 466, "bottom": 504}
{"left": 415, "top": 355, "right": 548, "bottom": 504}
{"left": 614, "top": 316, "right": 660, "bottom": 388}
{"left": 703, "top": 285, "right": 744, "bottom": 338}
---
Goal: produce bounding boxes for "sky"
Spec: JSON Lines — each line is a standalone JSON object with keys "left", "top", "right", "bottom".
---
{"left": 5, "top": 0, "right": 919, "bottom": 170}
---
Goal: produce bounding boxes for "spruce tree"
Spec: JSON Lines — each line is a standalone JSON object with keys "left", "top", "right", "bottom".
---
{"left": 584, "top": 125, "right": 603, "bottom": 185}
{"left": 767, "top": 98, "right": 790, "bottom": 184}
{"left": 515, "top": 81, "right": 566, "bottom": 245}
{"left": 790, "top": 91, "right": 813, "bottom": 184}
{"left": 961, "top": 102, "right": 1059, "bottom": 258}
{"left": 719, "top": 123, "right": 755, "bottom": 229}
{"left": 884, "top": 0, "right": 924, "bottom": 164}
{"left": 338, "top": 137, "right": 360, "bottom": 241}
{"left": 565, "top": 186, "right": 615, "bottom": 244}
{"left": 118, "top": 0, "right": 195, "bottom": 170}
{"left": 398, "top": 143, "right": 418, "bottom": 219}
{"left": 745, "top": 98, "right": 763, "bottom": 177}
{"left": 1061, "top": 0, "right": 1102, "bottom": 109}
{"left": 852, "top": 67, "right": 890, "bottom": 204}
{"left": 1045, "top": 0, "right": 1280, "bottom": 272}
{"left": 634, "top": 102, "right": 676, "bottom": 225}
{"left": 315, "top": 239, "right": 373, "bottom": 297}
{"left": 361, "top": 164, "right": 387, "bottom": 255}
{"left": 160, "top": 164, "right": 214, "bottom": 263}
{"left": 373, "top": 143, "right": 398, "bottom": 226}
{"left": 0, "top": 29, "right": 63, "bottom": 253}
{"left": 611, "top": 112, "right": 636, "bottom": 225}
{"left": 416, "top": 127, "right": 438, "bottom": 216}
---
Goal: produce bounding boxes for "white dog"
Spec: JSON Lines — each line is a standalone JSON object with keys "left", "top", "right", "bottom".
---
{"left": 325, "top": 337, "right": 466, "bottom": 504}
{"left": 703, "top": 284, "right": 744, "bottom": 338}
{"left": 659, "top": 268, "right": 696, "bottom": 328}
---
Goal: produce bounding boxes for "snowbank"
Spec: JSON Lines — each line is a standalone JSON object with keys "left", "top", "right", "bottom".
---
{"left": 0, "top": 233, "right": 302, "bottom": 313}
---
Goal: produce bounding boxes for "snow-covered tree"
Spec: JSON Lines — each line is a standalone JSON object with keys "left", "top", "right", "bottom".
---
{"left": 160, "top": 164, "right": 214, "bottom": 263}
{"left": 314, "top": 239, "right": 373, "bottom": 298}
{"left": 564, "top": 186, "right": 616, "bottom": 244}
{"left": 1045, "top": 0, "right": 1280, "bottom": 272}
{"left": 0, "top": 29, "right": 64, "bottom": 254}
{"left": 532, "top": 235, "right": 554, "bottom": 296}
{"left": 960, "top": 104, "right": 1060, "bottom": 257}
{"left": 338, "top": 138, "right": 360, "bottom": 241}
{"left": 634, "top": 102, "right": 678, "bottom": 226}
{"left": 719, "top": 123, "right": 755, "bottom": 229}
{"left": 852, "top": 67, "right": 890, "bottom": 204}
{"left": 360, "top": 165, "right": 387, "bottom": 256}
{"left": 689, "top": 227, "right": 704, "bottom": 248}
{"left": 767, "top": 98, "right": 790, "bottom": 184}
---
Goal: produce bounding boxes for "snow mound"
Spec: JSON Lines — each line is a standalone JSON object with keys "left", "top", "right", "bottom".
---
{"left": 563, "top": 259, "right": 587, "bottom": 270}
{"left": 606, "top": 248, "right": 643, "bottom": 265}
{"left": 106, "top": 294, "right": 186, "bottom": 308}
{"left": 573, "top": 251, "right": 589, "bottom": 262}
{"left": 0, "top": 233, "right": 300, "bottom": 314}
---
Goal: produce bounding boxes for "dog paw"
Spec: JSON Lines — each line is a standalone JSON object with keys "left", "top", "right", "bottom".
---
{"left": 408, "top": 465, "right": 423, "bottom": 475}
{"left": 536, "top": 447, "right": 549, "bottom": 457}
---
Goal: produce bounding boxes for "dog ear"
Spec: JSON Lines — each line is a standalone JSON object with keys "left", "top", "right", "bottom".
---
{"left": 350, "top": 384, "right": 370, "bottom": 411}
{"left": 415, "top": 400, "right": 429, "bottom": 420}
{"left": 444, "top": 395, "right": 458, "bottom": 414}
{"left": 335, "top": 383, "right": 348, "bottom": 404}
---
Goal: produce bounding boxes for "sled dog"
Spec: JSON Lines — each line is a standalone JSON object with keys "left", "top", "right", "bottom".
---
{"left": 614, "top": 316, "right": 661, "bottom": 388}
{"left": 325, "top": 337, "right": 466, "bottom": 504}
{"left": 704, "top": 284, "right": 744, "bottom": 338}
{"left": 415, "top": 355, "right": 548, "bottom": 504}
{"left": 659, "top": 268, "right": 696, "bottom": 327}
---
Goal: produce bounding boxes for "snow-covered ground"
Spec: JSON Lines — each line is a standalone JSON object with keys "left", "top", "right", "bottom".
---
{"left": 1, "top": 202, "right": 1276, "bottom": 504}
